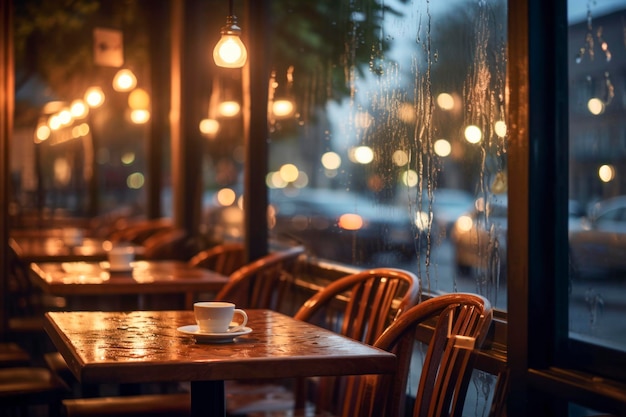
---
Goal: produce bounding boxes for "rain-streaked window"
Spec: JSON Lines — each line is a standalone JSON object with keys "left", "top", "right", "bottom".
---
{"left": 263, "top": 0, "right": 508, "bottom": 311}
{"left": 567, "top": 1, "right": 626, "bottom": 354}
{"left": 11, "top": 1, "right": 154, "bottom": 220}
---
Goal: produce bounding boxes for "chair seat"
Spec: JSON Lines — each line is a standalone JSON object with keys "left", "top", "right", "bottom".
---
{"left": 8, "top": 315, "right": 45, "bottom": 333}
{"left": 245, "top": 407, "right": 333, "bottom": 417}
{"left": 47, "top": 352, "right": 293, "bottom": 416}
{"left": 0, "top": 342, "right": 31, "bottom": 367}
{"left": 225, "top": 381, "right": 295, "bottom": 415}
{"left": 0, "top": 366, "right": 69, "bottom": 413}
{"left": 62, "top": 392, "right": 191, "bottom": 417}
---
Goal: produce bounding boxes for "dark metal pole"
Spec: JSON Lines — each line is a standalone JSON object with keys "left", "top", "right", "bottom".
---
{"left": 171, "top": 0, "right": 205, "bottom": 236}
{"left": 87, "top": 113, "right": 99, "bottom": 217}
{"left": 0, "top": 0, "right": 13, "bottom": 338}
{"left": 243, "top": 0, "right": 270, "bottom": 262}
{"left": 146, "top": 0, "right": 169, "bottom": 219}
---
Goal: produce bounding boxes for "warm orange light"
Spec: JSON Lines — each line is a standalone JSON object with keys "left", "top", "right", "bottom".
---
{"left": 85, "top": 87, "right": 105, "bottom": 108}
{"left": 213, "top": 14, "right": 247, "bottom": 68}
{"left": 272, "top": 99, "right": 295, "bottom": 118}
{"left": 130, "top": 109, "right": 150, "bottom": 124}
{"left": 35, "top": 124, "right": 51, "bottom": 142}
{"left": 70, "top": 100, "right": 89, "bottom": 118}
{"left": 338, "top": 213, "right": 364, "bottom": 231}
{"left": 199, "top": 119, "right": 220, "bottom": 136}
{"left": 128, "top": 88, "right": 150, "bottom": 110}
{"left": 113, "top": 69, "right": 137, "bottom": 92}
{"left": 218, "top": 101, "right": 240, "bottom": 117}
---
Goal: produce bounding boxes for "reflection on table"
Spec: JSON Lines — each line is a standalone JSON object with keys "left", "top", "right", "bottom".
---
{"left": 30, "top": 261, "right": 229, "bottom": 310}
{"left": 10, "top": 236, "right": 135, "bottom": 263}
{"left": 44, "top": 309, "right": 396, "bottom": 417}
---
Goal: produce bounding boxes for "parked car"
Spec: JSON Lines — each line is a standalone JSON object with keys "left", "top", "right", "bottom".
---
{"left": 395, "top": 187, "right": 475, "bottom": 241}
{"left": 569, "top": 195, "right": 626, "bottom": 276}
{"left": 452, "top": 195, "right": 587, "bottom": 279}
{"left": 269, "top": 188, "right": 421, "bottom": 265}
{"left": 450, "top": 194, "right": 508, "bottom": 278}
{"left": 203, "top": 187, "right": 426, "bottom": 266}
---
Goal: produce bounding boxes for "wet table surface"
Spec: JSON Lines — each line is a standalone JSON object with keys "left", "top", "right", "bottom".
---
{"left": 10, "top": 236, "right": 141, "bottom": 263}
{"left": 44, "top": 309, "right": 396, "bottom": 417}
{"left": 30, "top": 260, "right": 228, "bottom": 295}
{"left": 30, "top": 261, "right": 229, "bottom": 310}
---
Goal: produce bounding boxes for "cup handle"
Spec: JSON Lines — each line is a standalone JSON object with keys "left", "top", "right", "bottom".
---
{"left": 229, "top": 309, "right": 248, "bottom": 332}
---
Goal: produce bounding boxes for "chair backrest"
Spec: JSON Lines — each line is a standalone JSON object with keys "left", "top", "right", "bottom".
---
{"left": 291, "top": 268, "right": 420, "bottom": 414}
{"left": 188, "top": 242, "right": 246, "bottom": 276}
{"left": 359, "top": 293, "right": 493, "bottom": 417}
{"left": 7, "top": 244, "right": 37, "bottom": 317}
{"left": 294, "top": 268, "right": 421, "bottom": 345}
{"left": 142, "top": 228, "right": 199, "bottom": 261}
{"left": 214, "top": 246, "right": 306, "bottom": 311}
{"left": 108, "top": 218, "right": 173, "bottom": 244}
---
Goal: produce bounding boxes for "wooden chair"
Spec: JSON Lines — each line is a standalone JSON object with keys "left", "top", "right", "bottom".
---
{"left": 142, "top": 228, "right": 200, "bottom": 261}
{"left": 205, "top": 245, "right": 314, "bottom": 416}
{"left": 232, "top": 267, "right": 421, "bottom": 416}
{"left": 288, "top": 268, "right": 420, "bottom": 416}
{"left": 107, "top": 218, "right": 173, "bottom": 245}
{"left": 214, "top": 245, "right": 306, "bottom": 311}
{"left": 355, "top": 293, "right": 493, "bottom": 417}
{"left": 188, "top": 242, "right": 246, "bottom": 276}
{"left": 247, "top": 293, "right": 491, "bottom": 417}
{"left": 62, "top": 393, "right": 191, "bottom": 417}
{"left": 7, "top": 245, "right": 63, "bottom": 354}
{"left": 0, "top": 366, "right": 70, "bottom": 417}
{"left": 186, "top": 242, "right": 247, "bottom": 308}
{"left": 293, "top": 268, "right": 421, "bottom": 344}
{"left": 0, "top": 342, "right": 31, "bottom": 368}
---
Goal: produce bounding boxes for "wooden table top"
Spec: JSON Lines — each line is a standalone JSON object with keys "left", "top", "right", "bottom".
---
{"left": 30, "top": 261, "right": 229, "bottom": 296}
{"left": 10, "top": 236, "right": 123, "bottom": 263}
{"left": 43, "top": 309, "right": 396, "bottom": 384}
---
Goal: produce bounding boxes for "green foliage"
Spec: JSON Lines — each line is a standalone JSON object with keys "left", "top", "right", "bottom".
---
{"left": 269, "top": 0, "right": 407, "bottom": 105}
{"left": 14, "top": 0, "right": 148, "bottom": 102}
{"left": 13, "top": 0, "right": 407, "bottom": 111}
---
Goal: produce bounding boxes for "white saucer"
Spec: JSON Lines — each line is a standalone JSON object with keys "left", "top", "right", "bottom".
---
{"left": 177, "top": 325, "right": 252, "bottom": 343}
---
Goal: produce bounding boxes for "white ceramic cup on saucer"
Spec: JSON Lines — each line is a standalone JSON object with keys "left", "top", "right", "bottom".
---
{"left": 194, "top": 301, "right": 248, "bottom": 333}
{"left": 107, "top": 246, "right": 135, "bottom": 270}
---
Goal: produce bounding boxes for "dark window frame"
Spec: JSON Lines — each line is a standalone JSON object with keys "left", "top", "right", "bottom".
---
{"left": 507, "top": 0, "right": 626, "bottom": 415}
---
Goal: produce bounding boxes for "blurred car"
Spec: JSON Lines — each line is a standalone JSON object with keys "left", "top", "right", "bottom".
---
{"left": 203, "top": 186, "right": 472, "bottom": 266}
{"left": 395, "top": 187, "right": 475, "bottom": 240}
{"left": 425, "top": 188, "right": 475, "bottom": 235}
{"left": 450, "top": 194, "right": 508, "bottom": 278}
{"left": 569, "top": 195, "right": 626, "bottom": 275}
{"left": 452, "top": 196, "right": 586, "bottom": 278}
{"left": 269, "top": 188, "right": 421, "bottom": 265}
{"left": 202, "top": 187, "right": 425, "bottom": 265}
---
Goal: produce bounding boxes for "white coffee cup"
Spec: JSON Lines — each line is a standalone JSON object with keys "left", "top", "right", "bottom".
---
{"left": 107, "top": 246, "right": 135, "bottom": 270}
{"left": 194, "top": 301, "right": 248, "bottom": 333}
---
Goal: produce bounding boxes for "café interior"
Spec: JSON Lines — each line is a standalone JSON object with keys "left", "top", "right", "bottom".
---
{"left": 2, "top": 0, "right": 626, "bottom": 416}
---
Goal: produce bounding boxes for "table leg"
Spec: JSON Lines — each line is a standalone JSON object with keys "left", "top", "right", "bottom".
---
{"left": 191, "top": 380, "right": 225, "bottom": 417}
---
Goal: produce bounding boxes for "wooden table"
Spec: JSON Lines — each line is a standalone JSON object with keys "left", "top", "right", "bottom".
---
{"left": 30, "top": 261, "right": 229, "bottom": 310}
{"left": 10, "top": 236, "right": 124, "bottom": 263}
{"left": 44, "top": 309, "right": 396, "bottom": 417}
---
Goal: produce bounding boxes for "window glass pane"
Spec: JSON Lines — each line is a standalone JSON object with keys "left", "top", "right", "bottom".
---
{"left": 266, "top": 0, "right": 508, "bottom": 311}
{"left": 568, "top": 1, "right": 626, "bottom": 352}
{"left": 12, "top": 1, "right": 154, "bottom": 223}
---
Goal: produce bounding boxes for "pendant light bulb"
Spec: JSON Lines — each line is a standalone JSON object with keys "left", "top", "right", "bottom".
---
{"left": 213, "top": 14, "right": 247, "bottom": 68}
